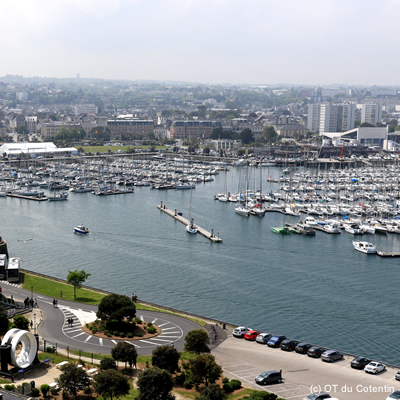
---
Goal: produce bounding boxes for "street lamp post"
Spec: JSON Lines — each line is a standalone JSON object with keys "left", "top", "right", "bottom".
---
{"left": 31, "top": 286, "right": 33, "bottom": 302}
{"left": 34, "top": 313, "right": 36, "bottom": 334}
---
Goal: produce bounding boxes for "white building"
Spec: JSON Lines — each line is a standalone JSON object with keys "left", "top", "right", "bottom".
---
{"left": 0, "top": 142, "right": 78, "bottom": 157}
{"left": 25, "top": 116, "right": 37, "bottom": 133}
{"left": 74, "top": 104, "right": 98, "bottom": 116}
{"left": 309, "top": 103, "right": 355, "bottom": 134}
{"left": 323, "top": 127, "right": 387, "bottom": 147}
{"left": 307, "top": 103, "right": 321, "bottom": 133}
{"left": 361, "top": 103, "right": 382, "bottom": 125}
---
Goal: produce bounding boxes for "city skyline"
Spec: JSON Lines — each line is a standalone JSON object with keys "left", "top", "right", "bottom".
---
{"left": 1, "top": 0, "right": 400, "bottom": 86}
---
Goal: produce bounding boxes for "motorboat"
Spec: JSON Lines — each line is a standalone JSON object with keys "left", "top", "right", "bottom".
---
{"left": 74, "top": 225, "right": 89, "bottom": 234}
{"left": 359, "top": 223, "right": 375, "bottom": 234}
{"left": 48, "top": 192, "right": 68, "bottom": 201}
{"left": 352, "top": 241, "right": 377, "bottom": 254}
{"left": 343, "top": 223, "right": 364, "bottom": 235}
{"left": 323, "top": 221, "right": 341, "bottom": 234}
{"left": 271, "top": 225, "right": 290, "bottom": 234}
{"left": 303, "top": 216, "right": 318, "bottom": 227}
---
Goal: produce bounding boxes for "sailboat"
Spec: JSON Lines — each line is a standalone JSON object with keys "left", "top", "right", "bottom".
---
{"left": 186, "top": 185, "right": 197, "bottom": 234}
{"left": 250, "top": 165, "right": 265, "bottom": 217}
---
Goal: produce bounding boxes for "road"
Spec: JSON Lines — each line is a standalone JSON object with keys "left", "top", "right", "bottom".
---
{"left": 212, "top": 337, "right": 399, "bottom": 400}
{"left": 1, "top": 282, "right": 200, "bottom": 355}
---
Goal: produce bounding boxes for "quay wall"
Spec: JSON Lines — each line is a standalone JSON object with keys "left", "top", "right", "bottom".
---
{"left": 21, "top": 268, "right": 400, "bottom": 370}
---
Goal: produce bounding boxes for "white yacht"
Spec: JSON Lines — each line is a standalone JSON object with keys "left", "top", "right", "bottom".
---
{"left": 235, "top": 203, "right": 250, "bottom": 217}
{"left": 352, "top": 241, "right": 377, "bottom": 254}
{"left": 344, "top": 223, "right": 364, "bottom": 235}
{"left": 323, "top": 221, "right": 341, "bottom": 234}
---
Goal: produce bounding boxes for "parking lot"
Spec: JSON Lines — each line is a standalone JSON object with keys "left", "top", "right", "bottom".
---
{"left": 212, "top": 337, "right": 399, "bottom": 400}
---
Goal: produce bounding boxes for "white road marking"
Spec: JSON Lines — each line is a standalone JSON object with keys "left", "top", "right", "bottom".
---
{"left": 99, "top": 338, "right": 103, "bottom": 346}
{"left": 139, "top": 340, "right": 160, "bottom": 346}
{"left": 150, "top": 338, "right": 175, "bottom": 342}
{"left": 84, "top": 335, "right": 92, "bottom": 342}
{"left": 156, "top": 335, "right": 180, "bottom": 339}
{"left": 161, "top": 327, "right": 177, "bottom": 330}
{"left": 124, "top": 341, "right": 141, "bottom": 348}
{"left": 111, "top": 340, "right": 117, "bottom": 344}
{"left": 72, "top": 332, "right": 85, "bottom": 338}
{"left": 151, "top": 318, "right": 158, "bottom": 324}
{"left": 159, "top": 331, "right": 181, "bottom": 335}
{"left": 140, "top": 315, "right": 144, "bottom": 321}
{"left": 158, "top": 323, "right": 170, "bottom": 327}
{"left": 64, "top": 328, "right": 82, "bottom": 333}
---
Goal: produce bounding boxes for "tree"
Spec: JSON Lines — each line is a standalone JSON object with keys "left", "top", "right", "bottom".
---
{"left": 262, "top": 126, "right": 277, "bottom": 143}
{"left": 396, "top": 125, "right": 400, "bottom": 131}
{"left": 136, "top": 367, "right": 175, "bottom": 400}
{"left": 100, "top": 356, "right": 117, "bottom": 371}
{"left": 16, "top": 126, "right": 29, "bottom": 134}
{"left": 94, "top": 369, "right": 130, "bottom": 400}
{"left": 184, "top": 329, "right": 210, "bottom": 354}
{"left": 13, "top": 315, "right": 30, "bottom": 330}
{"left": 56, "top": 363, "right": 91, "bottom": 399}
{"left": 240, "top": 391, "right": 278, "bottom": 400}
{"left": 196, "top": 383, "right": 227, "bottom": 400}
{"left": 152, "top": 345, "right": 180, "bottom": 373}
{"left": 40, "top": 384, "right": 50, "bottom": 397}
{"left": 66, "top": 269, "right": 91, "bottom": 298}
{"left": 239, "top": 128, "right": 254, "bottom": 144}
{"left": 187, "top": 354, "right": 222, "bottom": 387}
{"left": 111, "top": 342, "right": 138, "bottom": 368}
{"left": 360, "top": 122, "right": 375, "bottom": 127}
{"left": 0, "top": 306, "right": 9, "bottom": 336}
{"left": 97, "top": 294, "right": 136, "bottom": 322}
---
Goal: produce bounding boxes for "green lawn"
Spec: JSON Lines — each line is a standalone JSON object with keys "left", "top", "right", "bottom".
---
{"left": 21, "top": 273, "right": 105, "bottom": 305}
{"left": 22, "top": 272, "right": 207, "bottom": 326}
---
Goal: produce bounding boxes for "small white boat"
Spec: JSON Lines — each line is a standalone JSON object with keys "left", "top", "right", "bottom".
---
{"left": 304, "top": 216, "right": 318, "bottom": 227}
{"left": 48, "top": 192, "right": 68, "bottom": 201}
{"left": 323, "top": 221, "right": 341, "bottom": 234}
{"left": 352, "top": 241, "right": 377, "bottom": 254}
{"left": 235, "top": 203, "right": 250, "bottom": 217}
{"left": 186, "top": 223, "right": 197, "bottom": 234}
{"left": 74, "top": 225, "right": 89, "bottom": 234}
{"left": 344, "top": 223, "right": 364, "bottom": 235}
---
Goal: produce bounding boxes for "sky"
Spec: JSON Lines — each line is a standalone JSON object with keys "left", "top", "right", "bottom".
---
{"left": 1, "top": 0, "right": 399, "bottom": 86}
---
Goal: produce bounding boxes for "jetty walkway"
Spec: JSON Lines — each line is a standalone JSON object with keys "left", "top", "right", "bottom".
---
{"left": 157, "top": 202, "right": 222, "bottom": 243}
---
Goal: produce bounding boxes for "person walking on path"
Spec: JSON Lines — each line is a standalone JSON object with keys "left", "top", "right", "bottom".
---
{"left": 53, "top": 299, "right": 56, "bottom": 308}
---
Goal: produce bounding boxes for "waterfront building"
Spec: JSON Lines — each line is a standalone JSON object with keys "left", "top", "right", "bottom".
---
{"left": 169, "top": 121, "right": 221, "bottom": 140}
{"left": 323, "top": 126, "right": 387, "bottom": 147}
{"left": 107, "top": 118, "right": 154, "bottom": 138}
{"left": 0, "top": 142, "right": 78, "bottom": 157}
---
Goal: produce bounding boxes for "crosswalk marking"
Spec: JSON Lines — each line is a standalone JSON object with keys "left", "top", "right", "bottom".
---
{"left": 72, "top": 332, "right": 85, "bottom": 338}
{"left": 151, "top": 318, "right": 158, "bottom": 324}
{"left": 158, "top": 323, "right": 170, "bottom": 327}
{"left": 125, "top": 341, "right": 141, "bottom": 348}
{"left": 84, "top": 335, "right": 92, "bottom": 342}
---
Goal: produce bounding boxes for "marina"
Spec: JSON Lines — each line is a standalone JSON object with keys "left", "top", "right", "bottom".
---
{"left": 2, "top": 157, "right": 400, "bottom": 365}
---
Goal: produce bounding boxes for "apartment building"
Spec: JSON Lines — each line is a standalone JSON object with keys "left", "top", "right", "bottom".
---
{"left": 25, "top": 116, "right": 37, "bottom": 133}
{"left": 74, "top": 104, "right": 98, "bottom": 116}
{"left": 107, "top": 118, "right": 154, "bottom": 137}
{"left": 308, "top": 103, "right": 355, "bottom": 134}
{"left": 361, "top": 103, "right": 382, "bottom": 125}
{"left": 169, "top": 121, "right": 221, "bottom": 140}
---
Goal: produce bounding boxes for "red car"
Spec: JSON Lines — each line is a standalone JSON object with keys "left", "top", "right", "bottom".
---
{"left": 244, "top": 330, "right": 261, "bottom": 341}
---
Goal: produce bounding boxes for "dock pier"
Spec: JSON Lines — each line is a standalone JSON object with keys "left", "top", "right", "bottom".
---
{"left": 157, "top": 202, "right": 222, "bottom": 243}
{"left": 6, "top": 193, "right": 48, "bottom": 201}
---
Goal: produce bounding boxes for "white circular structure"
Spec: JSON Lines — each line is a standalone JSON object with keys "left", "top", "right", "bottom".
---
{"left": 1, "top": 328, "right": 37, "bottom": 369}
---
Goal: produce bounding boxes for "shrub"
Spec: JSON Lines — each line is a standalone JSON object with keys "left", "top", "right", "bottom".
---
{"left": 85, "top": 323, "right": 89, "bottom": 328}
{"left": 91, "top": 327, "right": 98, "bottom": 334}
{"left": 222, "top": 377, "right": 229, "bottom": 384}
{"left": 106, "top": 333, "right": 112, "bottom": 337}
{"left": 147, "top": 322, "right": 153, "bottom": 327}
{"left": 50, "top": 388, "right": 59, "bottom": 395}
{"left": 223, "top": 382, "right": 234, "bottom": 393}
{"left": 4, "top": 384, "right": 15, "bottom": 391}
{"left": 183, "top": 379, "right": 193, "bottom": 389}
{"left": 230, "top": 379, "right": 242, "bottom": 390}
{"left": 135, "top": 318, "right": 142, "bottom": 324}
{"left": 103, "top": 330, "right": 110, "bottom": 336}
{"left": 83, "top": 387, "right": 93, "bottom": 396}
{"left": 147, "top": 326, "right": 156, "bottom": 334}
{"left": 174, "top": 373, "right": 186, "bottom": 385}
{"left": 40, "top": 384, "right": 50, "bottom": 397}
{"left": 31, "top": 388, "right": 40, "bottom": 397}
{"left": 113, "top": 331, "right": 119, "bottom": 336}
{"left": 120, "top": 332, "right": 126, "bottom": 338}
{"left": 46, "top": 346, "right": 56, "bottom": 353}
{"left": 127, "top": 333, "right": 133, "bottom": 338}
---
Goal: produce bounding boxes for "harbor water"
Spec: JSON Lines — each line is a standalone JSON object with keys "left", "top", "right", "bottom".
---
{"left": 2, "top": 165, "right": 400, "bottom": 365}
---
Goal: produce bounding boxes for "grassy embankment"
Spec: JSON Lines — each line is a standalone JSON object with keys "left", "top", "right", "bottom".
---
{"left": 21, "top": 272, "right": 206, "bottom": 326}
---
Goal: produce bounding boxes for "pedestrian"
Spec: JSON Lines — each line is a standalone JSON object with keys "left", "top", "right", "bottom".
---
{"left": 53, "top": 299, "right": 56, "bottom": 308}
{"left": 55, "top": 299, "right": 58, "bottom": 308}
{"left": 30, "top": 320, "right": 33, "bottom": 329}
{"left": 67, "top": 318, "right": 71, "bottom": 327}
{"left": 171, "top": 342, "right": 174, "bottom": 347}
{"left": 70, "top": 317, "right": 73, "bottom": 327}
{"left": 34, "top": 299, "right": 38, "bottom": 308}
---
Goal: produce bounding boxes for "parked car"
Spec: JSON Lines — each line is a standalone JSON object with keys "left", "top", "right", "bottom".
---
{"left": 395, "top": 370, "right": 400, "bottom": 381}
{"left": 351, "top": 356, "right": 371, "bottom": 370}
{"left": 321, "top": 350, "right": 344, "bottom": 362}
{"left": 256, "top": 332, "right": 272, "bottom": 344}
{"left": 244, "top": 330, "right": 260, "bottom": 341}
{"left": 386, "top": 390, "right": 400, "bottom": 399}
{"left": 307, "top": 346, "right": 325, "bottom": 358}
{"left": 267, "top": 335, "right": 286, "bottom": 348}
{"left": 303, "top": 393, "right": 331, "bottom": 400}
{"left": 232, "top": 326, "right": 251, "bottom": 338}
{"left": 364, "top": 361, "right": 386, "bottom": 374}
{"left": 295, "top": 343, "right": 312, "bottom": 354}
{"left": 255, "top": 370, "right": 282, "bottom": 385}
{"left": 280, "top": 339, "right": 299, "bottom": 351}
